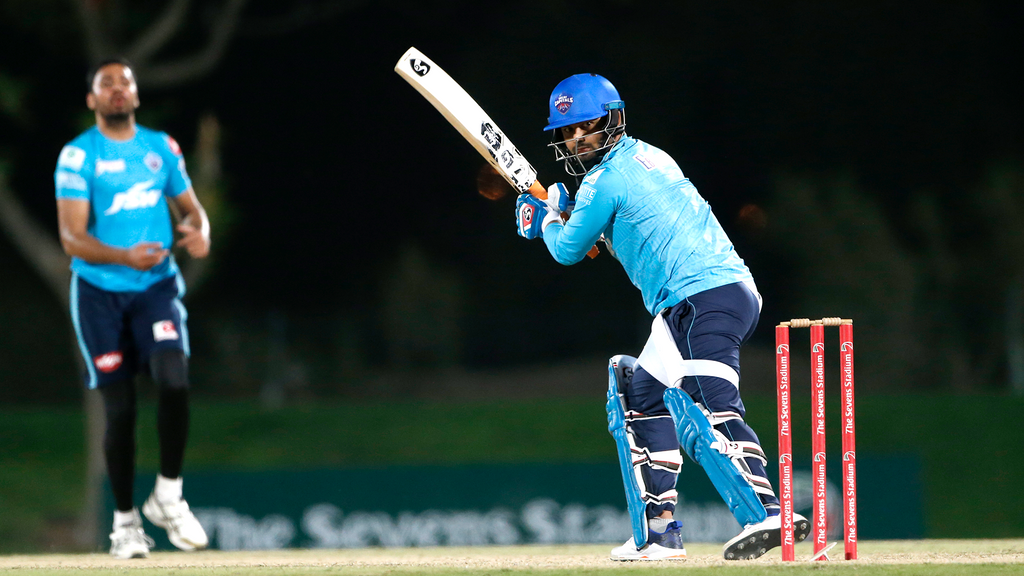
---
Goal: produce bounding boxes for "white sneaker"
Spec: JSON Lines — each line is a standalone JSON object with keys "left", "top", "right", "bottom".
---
{"left": 142, "top": 493, "right": 209, "bottom": 551}
{"left": 611, "top": 538, "right": 688, "bottom": 561}
{"left": 723, "top": 512, "right": 810, "bottom": 560}
{"left": 610, "top": 521, "right": 687, "bottom": 561}
{"left": 109, "top": 508, "right": 154, "bottom": 559}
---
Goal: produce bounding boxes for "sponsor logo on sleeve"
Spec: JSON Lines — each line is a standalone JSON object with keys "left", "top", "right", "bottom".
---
{"left": 95, "top": 158, "right": 126, "bottom": 176}
{"left": 576, "top": 184, "right": 596, "bottom": 208}
{"left": 153, "top": 320, "right": 180, "bottom": 342}
{"left": 144, "top": 151, "right": 163, "bottom": 173}
{"left": 633, "top": 154, "right": 656, "bottom": 170}
{"left": 177, "top": 158, "right": 191, "bottom": 181}
{"left": 166, "top": 135, "right": 182, "bottom": 156}
{"left": 94, "top": 351, "right": 123, "bottom": 373}
{"left": 105, "top": 180, "right": 160, "bottom": 215}
{"left": 58, "top": 145, "right": 86, "bottom": 171}
{"left": 56, "top": 171, "right": 87, "bottom": 191}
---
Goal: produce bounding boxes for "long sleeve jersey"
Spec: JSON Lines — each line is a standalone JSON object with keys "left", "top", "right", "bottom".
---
{"left": 542, "top": 136, "right": 754, "bottom": 315}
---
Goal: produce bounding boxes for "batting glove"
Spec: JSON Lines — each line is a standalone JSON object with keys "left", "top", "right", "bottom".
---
{"left": 516, "top": 183, "right": 569, "bottom": 240}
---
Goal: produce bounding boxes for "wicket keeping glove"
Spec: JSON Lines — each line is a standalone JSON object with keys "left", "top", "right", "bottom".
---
{"left": 516, "top": 183, "right": 569, "bottom": 240}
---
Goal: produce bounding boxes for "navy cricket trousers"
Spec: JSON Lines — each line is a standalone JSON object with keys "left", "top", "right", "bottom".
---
{"left": 625, "top": 281, "right": 779, "bottom": 518}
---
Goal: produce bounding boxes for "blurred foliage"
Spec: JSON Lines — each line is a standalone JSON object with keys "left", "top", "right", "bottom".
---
{"left": 766, "top": 163, "right": 1024, "bottom": 391}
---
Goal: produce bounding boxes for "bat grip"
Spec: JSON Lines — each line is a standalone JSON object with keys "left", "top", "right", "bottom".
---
{"left": 528, "top": 180, "right": 547, "bottom": 200}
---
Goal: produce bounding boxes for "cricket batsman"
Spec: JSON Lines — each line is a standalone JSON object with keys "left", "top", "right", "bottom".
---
{"left": 515, "top": 73, "right": 810, "bottom": 560}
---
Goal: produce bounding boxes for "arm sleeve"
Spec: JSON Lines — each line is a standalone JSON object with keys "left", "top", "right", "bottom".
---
{"left": 542, "top": 168, "right": 625, "bottom": 265}
{"left": 54, "top": 144, "right": 92, "bottom": 200}
{"left": 162, "top": 133, "right": 192, "bottom": 197}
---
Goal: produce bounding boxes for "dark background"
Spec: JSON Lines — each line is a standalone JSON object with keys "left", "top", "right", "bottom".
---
{"left": 1, "top": 0, "right": 1022, "bottom": 403}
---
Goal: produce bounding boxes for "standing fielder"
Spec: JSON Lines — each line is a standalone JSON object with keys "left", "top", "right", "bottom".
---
{"left": 516, "top": 74, "right": 810, "bottom": 560}
{"left": 54, "top": 58, "right": 210, "bottom": 559}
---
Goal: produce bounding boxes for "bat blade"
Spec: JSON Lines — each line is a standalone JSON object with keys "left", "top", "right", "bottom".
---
{"left": 395, "top": 47, "right": 545, "bottom": 199}
{"left": 395, "top": 47, "right": 597, "bottom": 259}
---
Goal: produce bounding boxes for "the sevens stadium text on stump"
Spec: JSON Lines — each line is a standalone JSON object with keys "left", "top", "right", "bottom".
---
{"left": 775, "top": 318, "right": 857, "bottom": 561}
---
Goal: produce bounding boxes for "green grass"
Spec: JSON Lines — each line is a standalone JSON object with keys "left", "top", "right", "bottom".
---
{"left": 1, "top": 541, "right": 1022, "bottom": 575}
{"left": 3, "top": 394, "right": 1024, "bottom": 552}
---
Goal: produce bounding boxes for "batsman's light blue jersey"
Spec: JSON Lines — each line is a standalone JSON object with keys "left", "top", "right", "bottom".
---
{"left": 54, "top": 125, "right": 191, "bottom": 292}
{"left": 543, "top": 136, "right": 754, "bottom": 315}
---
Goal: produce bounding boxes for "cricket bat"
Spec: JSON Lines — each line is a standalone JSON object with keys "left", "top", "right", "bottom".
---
{"left": 394, "top": 47, "right": 547, "bottom": 198}
{"left": 395, "top": 47, "right": 597, "bottom": 257}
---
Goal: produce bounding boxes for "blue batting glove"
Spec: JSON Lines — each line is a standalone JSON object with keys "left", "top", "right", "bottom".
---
{"left": 516, "top": 194, "right": 550, "bottom": 239}
{"left": 515, "top": 183, "right": 570, "bottom": 240}
{"left": 547, "top": 182, "right": 569, "bottom": 213}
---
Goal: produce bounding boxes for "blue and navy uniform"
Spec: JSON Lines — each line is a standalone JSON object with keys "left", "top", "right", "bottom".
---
{"left": 543, "top": 136, "right": 778, "bottom": 517}
{"left": 55, "top": 126, "right": 192, "bottom": 389}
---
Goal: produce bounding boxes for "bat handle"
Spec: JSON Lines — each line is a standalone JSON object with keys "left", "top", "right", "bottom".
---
{"left": 528, "top": 180, "right": 548, "bottom": 200}
{"left": 529, "top": 180, "right": 600, "bottom": 259}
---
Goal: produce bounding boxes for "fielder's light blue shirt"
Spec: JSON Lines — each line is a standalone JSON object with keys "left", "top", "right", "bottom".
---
{"left": 543, "top": 136, "right": 754, "bottom": 315}
{"left": 54, "top": 125, "right": 191, "bottom": 292}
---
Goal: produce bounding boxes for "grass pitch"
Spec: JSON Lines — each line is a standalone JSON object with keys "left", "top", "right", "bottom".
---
{"left": 1, "top": 540, "right": 1022, "bottom": 575}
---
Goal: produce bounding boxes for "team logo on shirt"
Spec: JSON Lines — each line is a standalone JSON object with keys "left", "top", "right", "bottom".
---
{"left": 105, "top": 180, "right": 161, "bottom": 215}
{"left": 153, "top": 320, "right": 179, "bottom": 342}
{"left": 144, "top": 151, "right": 163, "bottom": 173}
{"left": 554, "top": 94, "right": 573, "bottom": 114}
{"left": 94, "top": 351, "right": 123, "bottom": 373}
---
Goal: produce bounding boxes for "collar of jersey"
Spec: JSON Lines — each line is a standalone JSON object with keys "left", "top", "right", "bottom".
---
{"left": 587, "top": 135, "right": 634, "bottom": 174}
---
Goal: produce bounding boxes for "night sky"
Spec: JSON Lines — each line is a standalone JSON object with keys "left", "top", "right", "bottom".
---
{"left": 1, "top": 1, "right": 1022, "bottom": 398}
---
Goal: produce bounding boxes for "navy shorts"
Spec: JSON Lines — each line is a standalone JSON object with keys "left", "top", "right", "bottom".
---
{"left": 70, "top": 273, "right": 190, "bottom": 389}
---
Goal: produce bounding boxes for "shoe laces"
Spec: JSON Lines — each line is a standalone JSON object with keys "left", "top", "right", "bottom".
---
{"left": 158, "top": 498, "right": 197, "bottom": 526}
{"left": 112, "top": 524, "right": 155, "bottom": 548}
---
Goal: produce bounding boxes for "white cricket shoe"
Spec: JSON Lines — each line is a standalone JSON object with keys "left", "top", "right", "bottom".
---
{"left": 723, "top": 512, "right": 810, "bottom": 560}
{"left": 142, "top": 493, "right": 209, "bottom": 551}
{"left": 109, "top": 508, "right": 154, "bottom": 559}
{"left": 610, "top": 520, "right": 687, "bottom": 561}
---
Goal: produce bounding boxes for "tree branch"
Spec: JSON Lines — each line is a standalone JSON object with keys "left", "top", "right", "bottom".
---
{"left": 126, "top": 0, "right": 194, "bottom": 65}
{"left": 72, "top": 0, "right": 112, "bottom": 64}
{"left": 140, "top": 0, "right": 249, "bottom": 88}
{"left": 240, "top": 0, "right": 368, "bottom": 37}
{"left": 0, "top": 172, "right": 71, "bottom": 309}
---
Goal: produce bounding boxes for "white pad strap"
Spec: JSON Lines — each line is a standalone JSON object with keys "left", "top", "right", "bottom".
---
{"left": 636, "top": 313, "right": 740, "bottom": 389}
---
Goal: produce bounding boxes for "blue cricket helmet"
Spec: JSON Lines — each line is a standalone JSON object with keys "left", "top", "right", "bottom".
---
{"left": 544, "top": 73, "right": 625, "bottom": 131}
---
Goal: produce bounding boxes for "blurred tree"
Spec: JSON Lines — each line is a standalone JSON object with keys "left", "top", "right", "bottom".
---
{"left": 766, "top": 164, "right": 1024, "bottom": 394}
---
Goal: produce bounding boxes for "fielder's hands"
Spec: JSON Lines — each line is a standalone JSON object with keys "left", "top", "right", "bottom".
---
{"left": 176, "top": 222, "right": 211, "bottom": 258}
{"left": 516, "top": 183, "right": 569, "bottom": 240}
{"left": 124, "top": 242, "right": 169, "bottom": 271}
